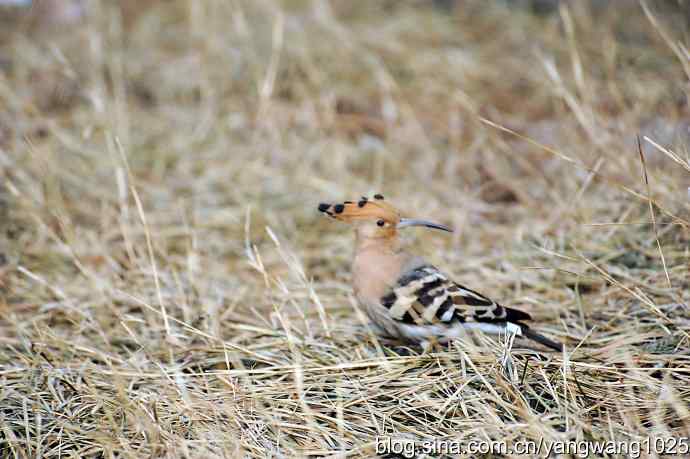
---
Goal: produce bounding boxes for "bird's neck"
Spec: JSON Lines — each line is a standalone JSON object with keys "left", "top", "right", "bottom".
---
{"left": 352, "top": 235, "right": 406, "bottom": 302}
{"left": 355, "top": 234, "right": 401, "bottom": 253}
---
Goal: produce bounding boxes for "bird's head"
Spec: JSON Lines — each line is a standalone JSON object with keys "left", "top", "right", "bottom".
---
{"left": 318, "top": 194, "right": 452, "bottom": 243}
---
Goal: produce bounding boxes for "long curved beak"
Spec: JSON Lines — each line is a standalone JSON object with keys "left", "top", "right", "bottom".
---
{"left": 397, "top": 218, "right": 452, "bottom": 232}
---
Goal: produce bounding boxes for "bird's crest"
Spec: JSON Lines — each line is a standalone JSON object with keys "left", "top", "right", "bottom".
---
{"left": 318, "top": 194, "right": 400, "bottom": 224}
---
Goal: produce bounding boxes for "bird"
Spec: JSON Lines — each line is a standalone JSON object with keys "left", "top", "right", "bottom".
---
{"left": 318, "top": 194, "right": 563, "bottom": 352}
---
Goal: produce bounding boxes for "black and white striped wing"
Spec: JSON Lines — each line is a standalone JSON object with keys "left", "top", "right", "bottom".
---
{"left": 380, "top": 265, "right": 530, "bottom": 326}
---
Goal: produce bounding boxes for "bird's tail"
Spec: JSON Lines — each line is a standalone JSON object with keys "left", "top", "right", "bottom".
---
{"left": 521, "top": 327, "right": 563, "bottom": 352}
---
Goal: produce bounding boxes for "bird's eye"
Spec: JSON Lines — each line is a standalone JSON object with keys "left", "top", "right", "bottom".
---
{"left": 377, "top": 219, "right": 385, "bottom": 227}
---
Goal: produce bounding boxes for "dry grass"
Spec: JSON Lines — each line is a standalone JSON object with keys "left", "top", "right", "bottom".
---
{"left": 1, "top": 0, "right": 689, "bottom": 457}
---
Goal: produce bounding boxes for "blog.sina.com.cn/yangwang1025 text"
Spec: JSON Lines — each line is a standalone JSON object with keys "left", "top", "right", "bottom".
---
{"left": 375, "top": 436, "right": 690, "bottom": 458}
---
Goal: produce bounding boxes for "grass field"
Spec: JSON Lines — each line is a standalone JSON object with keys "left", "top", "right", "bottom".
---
{"left": 1, "top": 1, "right": 689, "bottom": 457}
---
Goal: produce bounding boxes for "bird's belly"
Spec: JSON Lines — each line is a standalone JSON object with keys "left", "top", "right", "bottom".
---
{"left": 357, "top": 298, "right": 400, "bottom": 338}
{"left": 357, "top": 299, "right": 463, "bottom": 343}
{"left": 397, "top": 323, "right": 459, "bottom": 343}
{"left": 396, "top": 321, "right": 521, "bottom": 343}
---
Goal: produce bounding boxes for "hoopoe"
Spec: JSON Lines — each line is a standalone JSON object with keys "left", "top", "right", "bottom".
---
{"left": 318, "top": 194, "right": 563, "bottom": 351}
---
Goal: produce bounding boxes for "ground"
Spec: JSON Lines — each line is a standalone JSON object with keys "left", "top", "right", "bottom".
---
{"left": 0, "top": 0, "right": 689, "bottom": 457}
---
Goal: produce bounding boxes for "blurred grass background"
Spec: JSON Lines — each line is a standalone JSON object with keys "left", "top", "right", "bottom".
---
{"left": 0, "top": 0, "right": 689, "bottom": 457}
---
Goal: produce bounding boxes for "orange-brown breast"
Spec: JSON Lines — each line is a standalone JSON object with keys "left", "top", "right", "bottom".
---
{"left": 352, "top": 246, "right": 416, "bottom": 306}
